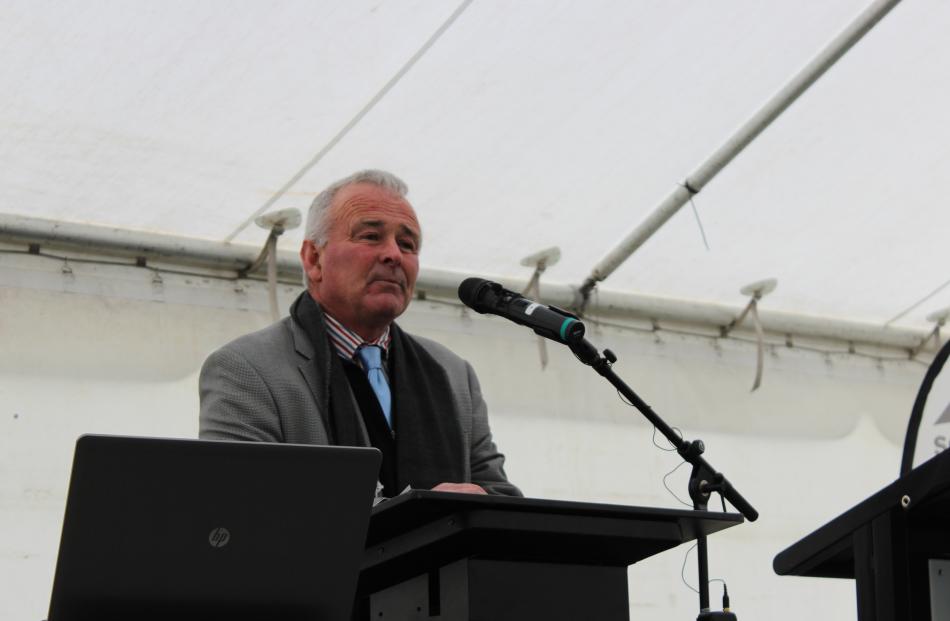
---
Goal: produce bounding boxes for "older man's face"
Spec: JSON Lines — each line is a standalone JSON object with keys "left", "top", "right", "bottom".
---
{"left": 302, "top": 182, "right": 421, "bottom": 339}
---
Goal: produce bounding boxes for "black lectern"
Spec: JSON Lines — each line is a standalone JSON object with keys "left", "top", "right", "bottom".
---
{"left": 774, "top": 449, "right": 950, "bottom": 621}
{"left": 358, "top": 490, "right": 743, "bottom": 621}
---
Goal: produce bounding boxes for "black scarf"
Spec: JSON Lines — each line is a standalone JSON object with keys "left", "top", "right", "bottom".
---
{"left": 290, "top": 293, "right": 466, "bottom": 491}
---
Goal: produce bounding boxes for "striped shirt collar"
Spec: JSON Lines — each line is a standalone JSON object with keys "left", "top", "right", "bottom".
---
{"left": 323, "top": 311, "right": 391, "bottom": 360}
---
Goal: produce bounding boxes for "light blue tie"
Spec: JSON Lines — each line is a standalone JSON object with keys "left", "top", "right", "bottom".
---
{"left": 356, "top": 345, "right": 392, "bottom": 428}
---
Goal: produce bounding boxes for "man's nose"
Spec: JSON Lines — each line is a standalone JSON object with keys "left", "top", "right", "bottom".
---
{"left": 378, "top": 235, "right": 402, "bottom": 264}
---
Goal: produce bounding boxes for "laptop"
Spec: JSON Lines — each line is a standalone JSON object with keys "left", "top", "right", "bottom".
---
{"left": 47, "top": 435, "right": 381, "bottom": 621}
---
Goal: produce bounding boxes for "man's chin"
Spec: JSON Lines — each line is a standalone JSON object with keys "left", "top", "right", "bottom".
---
{"left": 363, "top": 295, "right": 409, "bottom": 322}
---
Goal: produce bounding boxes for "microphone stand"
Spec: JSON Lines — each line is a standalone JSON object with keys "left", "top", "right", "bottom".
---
{"left": 568, "top": 337, "right": 758, "bottom": 621}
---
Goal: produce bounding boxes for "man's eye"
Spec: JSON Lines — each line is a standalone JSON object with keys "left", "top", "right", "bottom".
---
{"left": 399, "top": 239, "right": 418, "bottom": 252}
{"left": 358, "top": 232, "right": 380, "bottom": 241}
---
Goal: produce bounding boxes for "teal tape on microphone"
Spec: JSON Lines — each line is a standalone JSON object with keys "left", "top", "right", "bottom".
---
{"left": 559, "top": 318, "right": 577, "bottom": 341}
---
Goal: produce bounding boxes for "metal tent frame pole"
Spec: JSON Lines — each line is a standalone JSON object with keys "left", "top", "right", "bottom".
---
{"left": 577, "top": 0, "right": 903, "bottom": 304}
{"left": 0, "top": 213, "right": 933, "bottom": 353}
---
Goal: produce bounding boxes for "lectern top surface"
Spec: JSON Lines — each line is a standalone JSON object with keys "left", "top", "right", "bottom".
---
{"left": 367, "top": 490, "right": 743, "bottom": 546}
{"left": 367, "top": 489, "right": 742, "bottom": 545}
{"left": 359, "top": 490, "right": 743, "bottom": 594}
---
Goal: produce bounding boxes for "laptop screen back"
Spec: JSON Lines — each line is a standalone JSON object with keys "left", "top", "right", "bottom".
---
{"left": 48, "top": 435, "right": 380, "bottom": 621}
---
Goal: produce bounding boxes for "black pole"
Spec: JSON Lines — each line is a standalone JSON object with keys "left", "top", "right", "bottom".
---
{"left": 696, "top": 534, "right": 710, "bottom": 613}
{"left": 900, "top": 338, "right": 950, "bottom": 475}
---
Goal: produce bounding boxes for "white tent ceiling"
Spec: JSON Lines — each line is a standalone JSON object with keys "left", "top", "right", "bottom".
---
{"left": 2, "top": 0, "right": 949, "bottom": 329}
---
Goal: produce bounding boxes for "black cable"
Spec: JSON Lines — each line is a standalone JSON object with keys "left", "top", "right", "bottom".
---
{"left": 662, "top": 460, "right": 693, "bottom": 508}
{"left": 681, "top": 543, "right": 699, "bottom": 593}
{"left": 0, "top": 247, "right": 298, "bottom": 285}
{"left": 583, "top": 313, "right": 929, "bottom": 365}
{"left": 682, "top": 545, "right": 732, "bottom": 606}
{"left": 651, "top": 423, "right": 681, "bottom": 452}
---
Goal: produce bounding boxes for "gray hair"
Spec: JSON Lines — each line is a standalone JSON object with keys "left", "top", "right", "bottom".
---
{"left": 305, "top": 169, "right": 409, "bottom": 245}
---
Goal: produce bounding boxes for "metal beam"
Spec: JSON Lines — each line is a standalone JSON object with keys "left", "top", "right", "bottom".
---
{"left": 578, "top": 0, "right": 903, "bottom": 302}
{"left": 0, "top": 213, "right": 300, "bottom": 280}
{"left": 0, "top": 214, "right": 932, "bottom": 353}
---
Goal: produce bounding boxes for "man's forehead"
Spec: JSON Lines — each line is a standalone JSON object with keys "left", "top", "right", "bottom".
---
{"left": 332, "top": 184, "right": 420, "bottom": 230}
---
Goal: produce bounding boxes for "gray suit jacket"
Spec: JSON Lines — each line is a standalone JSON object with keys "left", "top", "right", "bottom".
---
{"left": 199, "top": 315, "right": 520, "bottom": 496}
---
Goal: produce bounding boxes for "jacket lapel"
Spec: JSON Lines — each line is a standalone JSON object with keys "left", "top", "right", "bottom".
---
{"left": 291, "top": 302, "right": 335, "bottom": 439}
{"left": 290, "top": 293, "right": 369, "bottom": 447}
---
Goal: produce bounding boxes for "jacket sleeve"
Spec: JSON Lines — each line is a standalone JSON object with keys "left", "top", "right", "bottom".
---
{"left": 199, "top": 346, "right": 284, "bottom": 443}
{"left": 463, "top": 360, "right": 523, "bottom": 497}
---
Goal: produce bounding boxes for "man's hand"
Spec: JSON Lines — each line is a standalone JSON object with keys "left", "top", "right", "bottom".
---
{"left": 432, "top": 482, "right": 487, "bottom": 494}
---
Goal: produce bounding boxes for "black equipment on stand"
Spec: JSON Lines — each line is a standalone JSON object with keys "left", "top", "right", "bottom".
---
{"left": 775, "top": 336, "right": 950, "bottom": 621}
{"left": 774, "top": 447, "right": 950, "bottom": 620}
{"left": 459, "top": 278, "right": 759, "bottom": 621}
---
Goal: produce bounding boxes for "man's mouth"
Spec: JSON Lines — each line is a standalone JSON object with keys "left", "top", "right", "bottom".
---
{"left": 369, "top": 276, "right": 406, "bottom": 292}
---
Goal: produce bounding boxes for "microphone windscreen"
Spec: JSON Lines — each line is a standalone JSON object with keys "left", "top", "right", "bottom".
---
{"left": 457, "top": 277, "right": 491, "bottom": 310}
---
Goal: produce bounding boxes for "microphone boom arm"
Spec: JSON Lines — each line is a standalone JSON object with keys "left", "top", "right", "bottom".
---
{"left": 569, "top": 337, "right": 758, "bottom": 519}
{"left": 459, "top": 276, "right": 755, "bottom": 618}
{"left": 568, "top": 337, "right": 757, "bottom": 619}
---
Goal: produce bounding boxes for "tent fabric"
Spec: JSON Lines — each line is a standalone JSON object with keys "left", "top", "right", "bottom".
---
{"left": 2, "top": 1, "right": 949, "bottom": 329}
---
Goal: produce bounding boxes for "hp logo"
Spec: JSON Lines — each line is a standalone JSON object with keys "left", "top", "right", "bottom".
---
{"left": 208, "top": 527, "right": 231, "bottom": 548}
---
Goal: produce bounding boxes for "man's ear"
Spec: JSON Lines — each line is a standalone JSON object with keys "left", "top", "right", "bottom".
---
{"left": 300, "top": 240, "right": 323, "bottom": 285}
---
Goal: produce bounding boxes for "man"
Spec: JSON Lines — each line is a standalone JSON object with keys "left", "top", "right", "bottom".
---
{"left": 199, "top": 170, "right": 520, "bottom": 497}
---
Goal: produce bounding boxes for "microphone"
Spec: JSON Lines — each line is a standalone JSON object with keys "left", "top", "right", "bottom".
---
{"left": 457, "top": 278, "right": 586, "bottom": 345}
